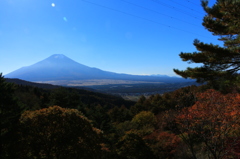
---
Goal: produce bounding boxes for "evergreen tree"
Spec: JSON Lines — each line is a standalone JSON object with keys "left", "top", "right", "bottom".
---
{"left": 0, "top": 73, "right": 22, "bottom": 158}
{"left": 173, "top": 0, "right": 240, "bottom": 89}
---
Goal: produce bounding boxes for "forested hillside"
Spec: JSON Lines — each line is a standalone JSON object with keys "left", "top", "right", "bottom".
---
{"left": 1, "top": 72, "right": 239, "bottom": 158}
{"left": 1, "top": 0, "right": 240, "bottom": 158}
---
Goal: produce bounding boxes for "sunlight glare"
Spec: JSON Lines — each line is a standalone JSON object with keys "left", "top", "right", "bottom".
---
{"left": 51, "top": 3, "right": 55, "bottom": 7}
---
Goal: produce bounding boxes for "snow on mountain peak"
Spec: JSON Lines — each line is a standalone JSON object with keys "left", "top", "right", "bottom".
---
{"left": 52, "top": 54, "right": 66, "bottom": 59}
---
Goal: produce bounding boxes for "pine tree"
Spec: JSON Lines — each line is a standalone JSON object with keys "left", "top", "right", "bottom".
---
{"left": 173, "top": 0, "right": 240, "bottom": 89}
{"left": 0, "top": 73, "right": 23, "bottom": 158}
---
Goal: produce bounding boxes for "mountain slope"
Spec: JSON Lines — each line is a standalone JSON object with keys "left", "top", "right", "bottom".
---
{"left": 5, "top": 54, "right": 192, "bottom": 83}
{"left": 5, "top": 54, "right": 113, "bottom": 81}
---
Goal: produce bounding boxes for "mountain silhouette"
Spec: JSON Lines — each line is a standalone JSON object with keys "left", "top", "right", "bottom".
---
{"left": 5, "top": 54, "right": 191, "bottom": 83}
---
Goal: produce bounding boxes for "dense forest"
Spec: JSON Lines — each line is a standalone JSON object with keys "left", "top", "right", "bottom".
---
{"left": 1, "top": 74, "right": 239, "bottom": 159}
{"left": 1, "top": 0, "right": 240, "bottom": 158}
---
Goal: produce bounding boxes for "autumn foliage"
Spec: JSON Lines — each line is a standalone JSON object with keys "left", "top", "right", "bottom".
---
{"left": 19, "top": 106, "right": 104, "bottom": 159}
{"left": 176, "top": 89, "right": 240, "bottom": 159}
{"left": 145, "top": 131, "right": 182, "bottom": 159}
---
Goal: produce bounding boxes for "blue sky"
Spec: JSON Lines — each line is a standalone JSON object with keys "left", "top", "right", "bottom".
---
{"left": 0, "top": 0, "right": 220, "bottom": 76}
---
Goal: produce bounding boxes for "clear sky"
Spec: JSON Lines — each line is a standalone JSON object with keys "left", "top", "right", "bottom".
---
{"left": 0, "top": 0, "right": 221, "bottom": 76}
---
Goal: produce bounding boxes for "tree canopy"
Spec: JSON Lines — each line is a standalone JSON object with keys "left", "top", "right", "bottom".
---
{"left": 176, "top": 89, "right": 240, "bottom": 159}
{"left": 0, "top": 73, "right": 23, "bottom": 158}
{"left": 174, "top": 0, "right": 240, "bottom": 89}
{"left": 19, "top": 106, "right": 104, "bottom": 159}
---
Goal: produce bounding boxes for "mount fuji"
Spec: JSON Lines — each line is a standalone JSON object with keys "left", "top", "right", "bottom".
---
{"left": 5, "top": 54, "right": 191, "bottom": 84}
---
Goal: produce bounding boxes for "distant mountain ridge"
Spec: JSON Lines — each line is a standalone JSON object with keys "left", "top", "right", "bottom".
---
{"left": 5, "top": 54, "right": 192, "bottom": 83}
{"left": 6, "top": 54, "right": 111, "bottom": 81}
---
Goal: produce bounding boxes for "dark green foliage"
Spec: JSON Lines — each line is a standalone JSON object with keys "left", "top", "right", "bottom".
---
{"left": 14, "top": 85, "right": 48, "bottom": 110}
{"left": 0, "top": 73, "right": 23, "bottom": 158}
{"left": 49, "top": 87, "right": 81, "bottom": 108}
{"left": 115, "top": 111, "right": 157, "bottom": 138}
{"left": 108, "top": 105, "right": 132, "bottom": 123}
{"left": 84, "top": 104, "right": 113, "bottom": 133}
{"left": 4, "top": 80, "right": 135, "bottom": 113}
{"left": 48, "top": 87, "right": 135, "bottom": 109}
{"left": 116, "top": 132, "right": 156, "bottom": 159}
{"left": 174, "top": 0, "right": 240, "bottom": 90}
{"left": 130, "top": 95, "right": 148, "bottom": 115}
